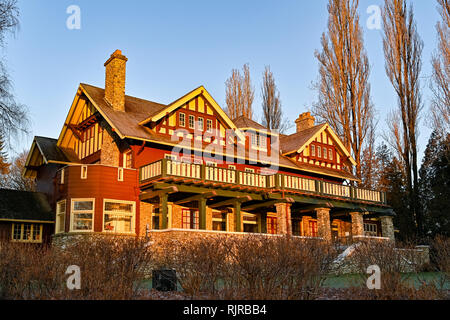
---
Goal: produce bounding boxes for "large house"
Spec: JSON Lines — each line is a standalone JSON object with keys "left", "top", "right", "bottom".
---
{"left": 22, "top": 50, "right": 395, "bottom": 243}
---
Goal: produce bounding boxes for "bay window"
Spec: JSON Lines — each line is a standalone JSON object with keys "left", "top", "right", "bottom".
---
{"left": 103, "top": 200, "right": 135, "bottom": 234}
{"left": 71, "top": 199, "right": 95, "bottom": 232}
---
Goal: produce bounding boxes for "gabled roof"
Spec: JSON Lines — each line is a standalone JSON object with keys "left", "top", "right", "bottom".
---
{"left": 280, "top": 124, "right": 327, "bottom": 155}
{"left": 233, "top": 116, "right": 267, "bottom": 131}
{"left": 280, "top": 123, "right": 357, "bottom": 167}
{"left": 0, "top": 189, "right": 54, "bottom": 223}
{"left": 34, "top": 137, "right": 73, "bottom": 164}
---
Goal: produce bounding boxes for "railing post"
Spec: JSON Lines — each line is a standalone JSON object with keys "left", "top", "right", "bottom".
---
{"left": 161, "top": 159, "right": 167, "bottom": 178}
{"left": 235, "top": 169, "right": 240, "bottom": 185}
{"left": 315, "top": 180, "right": 322, "bottom": 195}
{"left": 201, "top": 164, "right": 206, "bottom": 181}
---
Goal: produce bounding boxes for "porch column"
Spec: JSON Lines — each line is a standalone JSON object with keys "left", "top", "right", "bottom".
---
{"left": 315, "top": 208, "right": 331, "bottom": 241}
{"left": 275, "top": 203, "right": 292, "bottom": 235}
{"left": 234, "top": 201, "right": 242, "bottom": 232}
{"left": 160, "top": 193, "right": 168, "bottom": 229}
{"left": 199, "top": 198, "right": 207, "bottom": 230}
{"left": 380, "top": 216, "right": 395, "bottom": 241}
{"left": 350, "top": 212, "right": 364, "bottom": 237}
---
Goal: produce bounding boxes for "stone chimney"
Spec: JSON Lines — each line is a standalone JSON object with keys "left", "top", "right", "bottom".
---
{"left": 295, "top": 112, "right": 315, "bottom": 132}
{"left": 104, "top": 49, "right": 128, "bottom": 112}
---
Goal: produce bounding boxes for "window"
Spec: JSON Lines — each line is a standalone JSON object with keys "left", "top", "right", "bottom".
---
{"left": 267, "top": 217, "right": 277, "bottom": 235}
{"left": 179, "top": 112, "right": 186, "bottom": 127}
{"left": 243, "top": 214, "right": 258, "bottom": 233}
{"left": 364, "top": 223, "right": 378, "bottom": 237}
{"left": 311, "top": 145, "right": 316, "bottom": 157}
{"left": 12, "top": 223, "right": 43, "bottom": 243}
{"left": 189, "top": 115, "right": 195, "bottom": 129}
{"left": 103, "top": 200, "right": 136, "bottom": 234}
{"left": 206, "top": 161, "right": 218, "bottom": 167}
{"left": 260, "top": 135, "right": 267, "bottom": 148}
{"left": 165, "top": 154, "right": 177, "bottom": 161}
{"left": 251, "top": 133, "right": 258, "bottom": 147}
{"left": 292, "top": 220, "right": 301, "bottom": 236}
{"left": 71, "top": 199, "right": 94, "bottom": 232}
{"left": 323, "top": 147, "right": 327, "bottom": 159}
{"left": 309, "top": 220, "right": 318, "bottom": 237}
{"left": 182, "top": 209, "right": 199, "bottom": 230}
{"left": 317, "top": 146, "right": 322, "bottom": 158}
{"left": 124, "top": 151, "right": 133, "bottom": 169}
{"left": 60, "top": 168, "right": 65, "bottom": 184}
{"left": 228, "top": 165, "right": 236, "bottom": 170}
{"left": 56, "top": 200, "right": 66, "bottom": 234}
{"left": 81, "top": 165, "right": 88, "bottom": 179}
{"left": 245, "top": 168, "right": 255, "bottom": 173}
{"left": 212, "top": 212, "right": 226, "bottom": 231}
{"left": 118, "top": 168, "right": 124, "bottom": 181}
{"left": 206, "top": 119, "right": 213, "bottom": 133}
{"left": 329, "top": 149, "right": 333, "bottom": 161}
{"left": 198, "top": 117, "right": 204, "bottom": 131}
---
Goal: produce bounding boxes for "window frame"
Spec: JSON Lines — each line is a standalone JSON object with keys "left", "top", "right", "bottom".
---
{"left": 197, "top": 117, "right": 204, "bottom": 131}
{"left": 182, "top": 209, "right": 199, "bottom": 230}
{"left": 188, "top": 115, "right": 195, "bottom": 129}
{"left": 311, "top": 145, "right": 316, "bottom": 157}
{"left": 117, "top": 167, "right": 124, "bottom": 181}
{"left": 206, "top": 119, "right": 213, "bottom": 133}
{"left": 11, "top": 223, "right": 43, "bottom": 243}
{"left": 123, "top": 151, "right": 133, "bottom": 169}
{"left": 56, "top": 200, "right": 67, "bottom": 234}
{"left": 81, "top": 165, "right": 88, "bottom": 179}
{"left": 179, "top": 112, "right": 186, "bottom": 127}
{"left": 102, "top": 199, "right": 136, "bottom": 234}
{"left": 70, "top": 198, "right": 95, "bottom": 232}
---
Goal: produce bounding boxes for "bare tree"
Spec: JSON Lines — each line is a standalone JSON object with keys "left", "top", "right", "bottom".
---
{"left": 0, "top": 0, "right": 28, "bottom": 144}
{"left": 0, "top": 150, "right": 35, "bottom": 191}
{"left": 260, "top": 66, "right": 291, "bottom": 134}
{"left": 225, "top": 64, "right": 254, "bottom": 120}
{"left": 382, "top": 0, "right": 424, "bottom": 236}
{"left": 430, "top": 0, "right": 450, "bottom": 135}
{"left": 312, "top": 0, "right": 375, "bottom": 181}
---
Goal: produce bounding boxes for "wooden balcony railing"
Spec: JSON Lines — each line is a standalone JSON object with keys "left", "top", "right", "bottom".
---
{"left": 140, "top": 159, "right": 387, "bottom": 204}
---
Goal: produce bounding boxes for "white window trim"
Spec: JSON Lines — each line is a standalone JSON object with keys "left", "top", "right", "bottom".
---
{"left": 179, "top": 112, "right": 186, "bottom": 127}
{"left": 165, "top": 154, "right": 177, "bottom": 161}
{"left": 189, "top": 115, "right": 195, "bottom": 129}
{"left": 198, "top": 117, "right": 204, "bottom": 131}
{"left": 11, "top": 223, "right": 43, "bottom": 243}
{"left": 206, "top": 119, "right": 213, "bottom": 133}
{"left": 118, "top": 167, "right": 124, "bottom": 181}
{"left": 102, "top": 199, "right": 136, "bottom": 234}
{"left": 206, "top": 161, "right": 218, "bottom": 167}
{"left": 60, "top": 168, "right": 65, "bottom": 184}
{"left": 123, "top": 151, "right": 132, "bottom": 169}
{"left": 70, "top": 198, "right": 95, "bottom": 233}
{"left": 56, "top": 200, "right": 66, "bottom": 234}
{"left": 228, "top": 165, "right": 236, "bottom": 170}
{"left": 81, "top": 165, "right": 88, "bottom": 179}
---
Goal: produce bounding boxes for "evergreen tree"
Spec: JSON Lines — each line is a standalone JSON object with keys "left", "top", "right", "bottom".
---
{"left": 419, "top": 131, "right": 450, "bottom": 237}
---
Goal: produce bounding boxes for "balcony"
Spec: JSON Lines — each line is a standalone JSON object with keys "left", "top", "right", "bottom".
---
{"left": 139, "top": 159, "right": 387, "bottom": 205}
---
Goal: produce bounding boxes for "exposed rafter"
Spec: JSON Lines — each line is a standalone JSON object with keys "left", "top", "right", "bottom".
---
{"left": 139, "top": 186, "right": 178, "bottom": 201}
{"left": 174, "top": 191, "right": 217, "bottom": 205}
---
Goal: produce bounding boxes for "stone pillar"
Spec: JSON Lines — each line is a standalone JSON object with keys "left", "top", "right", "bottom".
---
{"left": 315, "top": 208, "right": 331, "bottom": 241}
{"left": 100, "top": 130, "right": 120, "bottom": 167}
{"left": 227, "top": 208, "right": 236, "bottom": 232}
{"left": 139, "top": 202, "right": 153, "bottom": 237}
{"left": 160, "top": 193, "right": 168, "bottom": 230}
{"left": 380, "top": 216, "right": 395, "bottom": 241}
{"left": 350, "top": 212, "right": 364, "bottom": 237}
{"left": 275, "top": 203, "right": 292, "bottom": 235}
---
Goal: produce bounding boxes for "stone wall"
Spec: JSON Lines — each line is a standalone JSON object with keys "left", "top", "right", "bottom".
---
{"left": 100, "top": 129, "right": 120, "bottom": 167}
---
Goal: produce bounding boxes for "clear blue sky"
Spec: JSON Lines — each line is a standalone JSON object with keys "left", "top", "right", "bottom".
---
{"left": 5, "top": 0, "right": 440, "bottom": 162}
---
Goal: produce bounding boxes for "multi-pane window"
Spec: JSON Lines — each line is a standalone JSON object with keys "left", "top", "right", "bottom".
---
{"left": 56, "top": 200, "right": 66, "bottom": 234}
{"left": 311, "top": 145, "right": 316, "bottom": 157}
{"left": 317, "top": 146, "right": 322, "bottom": 158}
{"left": 124, "top": 151, "right": 133, "bottom": 169}
{"left": 251, "top": 133, "right": 265, "bottom": 148}
{"left": 71, "top": 199, "right": 94, "bottom": 231}
{"left": 179, "top": 113, "right": 186, "bottom": 127}
{"left": 329, "top": 148, "right": 333, "bottom": 161}
{"left": 198, "top": 117, "right": 204, "bottom": 131}
{"left": 364, "top": 223, "right": 378, "bottom": 237}
{"left": 323, "top": 147, "right": 328, "bottom": 159}
{"left": 260, "top": 135, "right": 267, "bottom": 148}
{"left": 104, "top": 200, "right": 135, "bottom": 234}
{"left": 182, "top": 209, "right": 199, "bottom": 230}
{"left": 189, "top": 115, "right": 195, "bottom": 129}
{"left": 309, "top": 221, "right": 318, "bottom": 237}
{"left": 206, "top": 119, "right": 213, "bottom": 133}
{"left": 267, "top": 217, "right": 277, "bottom": 235}
{"left": 12, "top": 223, "right": 43, "bottom": 243}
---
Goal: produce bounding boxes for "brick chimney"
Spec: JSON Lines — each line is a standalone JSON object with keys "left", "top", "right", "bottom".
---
{"left": 104, "top": 49, "right": 128, "bottom": 112}
{"left": 295, "top": 112, "right": 315, "bottom": 132}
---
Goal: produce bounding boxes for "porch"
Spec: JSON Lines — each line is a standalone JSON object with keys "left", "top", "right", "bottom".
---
{"left": 139, "top": 159, "right": 395, "bottom": 241}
